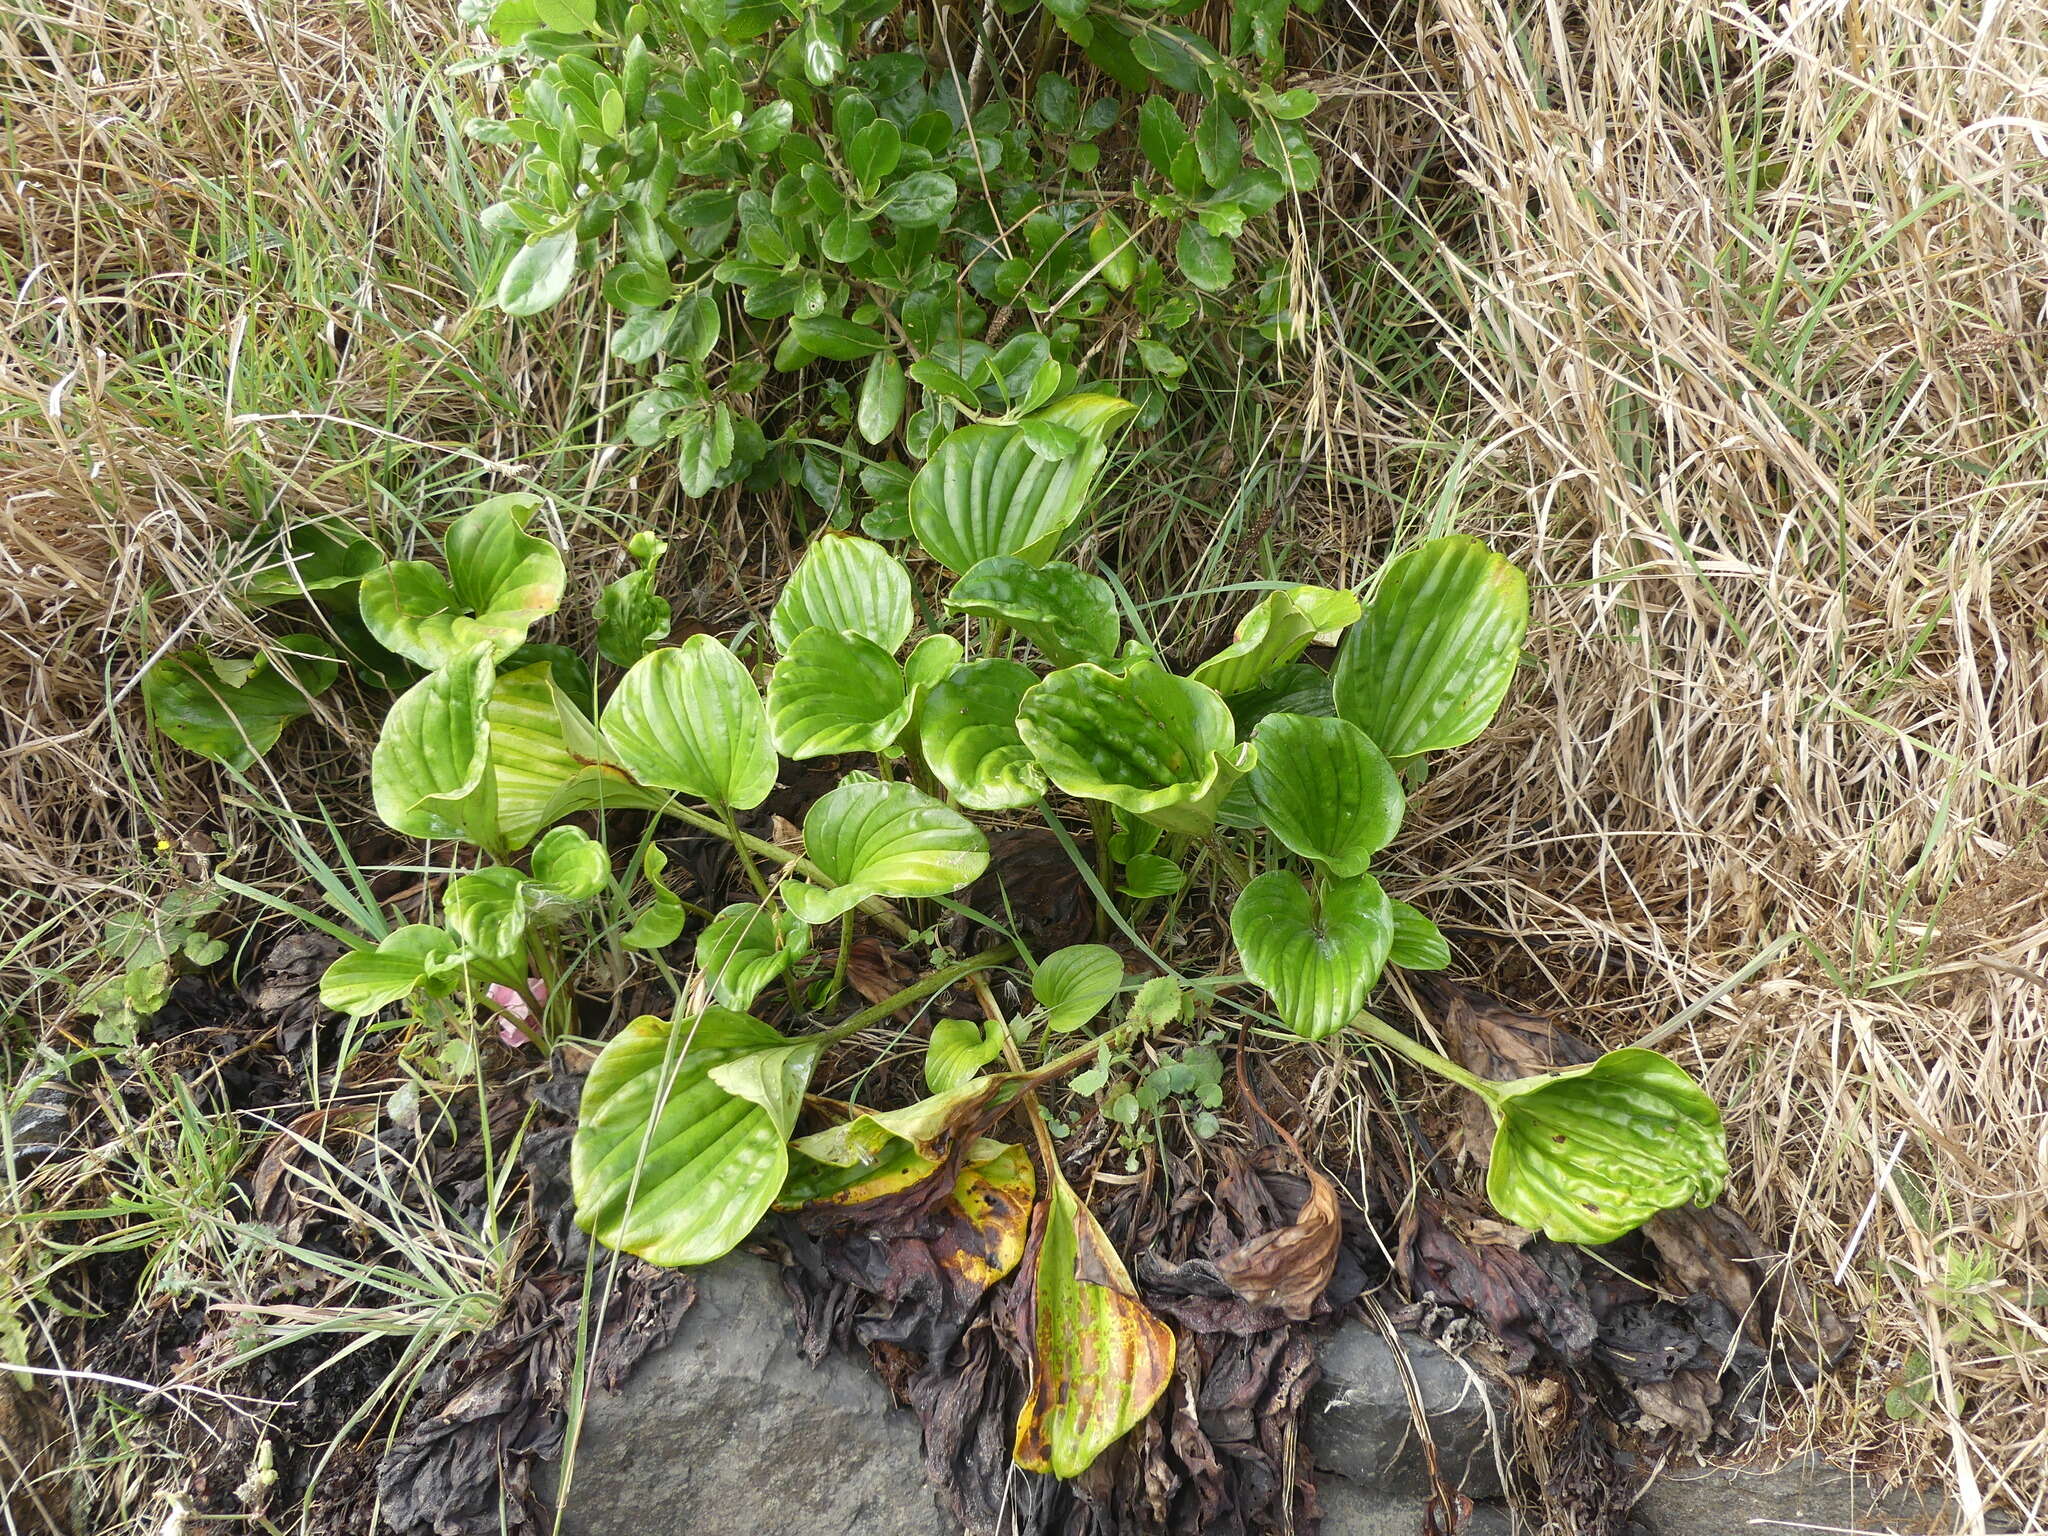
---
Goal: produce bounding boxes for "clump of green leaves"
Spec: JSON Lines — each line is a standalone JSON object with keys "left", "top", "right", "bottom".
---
{"left": 460, "top": 0, "right": 1321, "bottom": 515}
{"left": 147, "top": 380, "right": 1728, "bottom": 1480}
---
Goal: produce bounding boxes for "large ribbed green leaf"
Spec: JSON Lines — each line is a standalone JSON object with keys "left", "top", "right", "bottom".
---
{"left": 1230, "top": 871, "right": 1393, "bottom": 1040}
{"left": 919, "top": 658, "right": 1045, "bottom": 810}
{"left": 371, "top": 646, "right": 498, "bottom": 844}
{"left": 781, "top": 778, "right": 988, "bottom": 925}
{"left": 1012, "top": 1168, "right": 1175, "bottom": 1478}
{"left": 142, "top": 634, "right": 339, "bottom": 772}
{"left": 1245, "top": 714, "right": 1404, "bottom": 878}
{"left": 1333, "top": 537, "right": 1528, "bottom": 757}
{"left": 1190, "top": 584, "right": 1360, "bottom": 698}
{"left": 486, "top": 662, "right": 664, "bottom": 848}
{"left": 766, "top": 627, "right": 913, "bottom": 759}
{"left": 572, "top": 1009, "right": 819, "bottom": 1265}
{"left": 359, "top": 495, "right": 565, "bottom": 668}
{"left": 770, "top": 533, "right": 914, "bottom": 654}
{"left": 944, "top": 558, "right": 1119, "bottom": 665}
{"left": 601, "top": 636, "right": 777, "bottom": 810}
{"left": 1016, "top": 659, "right": 1253, "bottom": 835}
{"left": 908, "top": 394, "right": 1136, "bottom": 574}
{"left": 1485, "top": 1048, "right": 1727, "bottom": 1244}
{"left": 695, "top": 902, "right": 812, "bottom": 1011}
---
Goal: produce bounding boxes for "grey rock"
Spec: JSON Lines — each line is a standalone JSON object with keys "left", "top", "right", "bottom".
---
{"left": 1635, "top": 1455, "right": 2020, "bottom": 1535}
{"left": 1319, "top": 1474, "right": 1514, "bottom": 1535}
{"left": 6, "top": 1084, "right": 73, "bottom": 1170}
{"left": 1308, "top": 1323, "right": 1509, "bottom": 1500}
{"left": 539, "top": 1256, "right": 948, "bottom": 1536}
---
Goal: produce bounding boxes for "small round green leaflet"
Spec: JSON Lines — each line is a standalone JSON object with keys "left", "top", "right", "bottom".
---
{"left": 370, "top": 646, "right": 497, "bottom": 844}
{"left": 1231, "top": 871, "right": 1394, "bottom": 1040}
{"left": 359, "top": 495, "right": 566, "bottom": 669}
{"left": 1189, "top": 584, "right": 1361, "bottom": 699}
{"left": 1333, "top": 536, "right": 1529, "bottom": 758}
{"left": 601, "top": 635, "right": 777, "bottom": 810}
{"left": 529, "top": 824, "right": 610, "bottom": 901}
{"left": 1387, "top": 899, "right": 1450, "bottom": 970}
{"left": 919, "top": 658, "right": 1045, "bottom": 811}
{"left": 766, "top": 627, "right": 913, "bottom": 759}
{"left": 769, "top": 532, "right": 914, "bottom": 654}
{"left": 695, "top": 902, "right": 812, "bottom": 1011}
{"left": 1017, "top": 659, "right": 1254, "bottom": 835}
{"left": 907, "top": 394, "right": 1136, "bottom": 574}
{"left": 1246, "top": 714, "right": 1404, "bottom": 879}
{"left": 780, "top": 778, "right": 989, "bottom": 925}
{"left": 944, "top": 558, "right": 1119, "bottom": 666}
{"left": 318, "top": 925, "right": 466, "bottom": 1017}
{"left": 1033, "top": 944, "right": 1124, "bottom": 1033}
{"left": 572, "top": 1009, "right": 820, "bottom": 1266}
{"left": 141, "top": 634, "right": 339, "bottom": 772}
{"left": 1484, "top": 1049, "right": 1727, "bottom": 1244}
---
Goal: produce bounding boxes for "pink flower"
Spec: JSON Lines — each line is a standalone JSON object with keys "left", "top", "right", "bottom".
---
{"left": 487, "top": 978, "right": 549, "bottom": 1047}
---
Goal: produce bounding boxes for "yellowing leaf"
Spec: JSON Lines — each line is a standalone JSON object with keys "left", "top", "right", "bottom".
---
{"left": 1012, "top": 1169, "right": 1176, "bottom": 1478}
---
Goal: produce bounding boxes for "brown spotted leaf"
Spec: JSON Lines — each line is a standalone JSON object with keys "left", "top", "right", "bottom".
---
{"left": 1012, "top": 1168, "right": 1177, "bottom": 1478}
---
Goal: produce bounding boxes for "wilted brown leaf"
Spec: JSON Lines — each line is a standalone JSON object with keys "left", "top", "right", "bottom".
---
{"left": 1211, "top": 1167, "right": 1340, "bottom": 1321}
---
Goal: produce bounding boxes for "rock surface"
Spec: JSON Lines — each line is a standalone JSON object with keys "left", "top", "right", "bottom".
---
{"left": 1318, "top": 1474, "right": 1512, "bottom": 1535}
{"left": 1307, "top": 1321, "right": 1507, "bottom": 1499}
{"left": 539, "top": 1255, "right": 949, "bottom": 1536}
{"left": 544, "top": 1260, "right": 2005, "bottom": 1536}
{"left": 1633, "top": 1454, "right": 2014, "bottom": 1536}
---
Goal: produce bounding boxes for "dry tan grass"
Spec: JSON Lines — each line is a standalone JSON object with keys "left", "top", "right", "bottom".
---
{"left": 1288, "top": 0, "right": 2048, "bottom": 1523}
